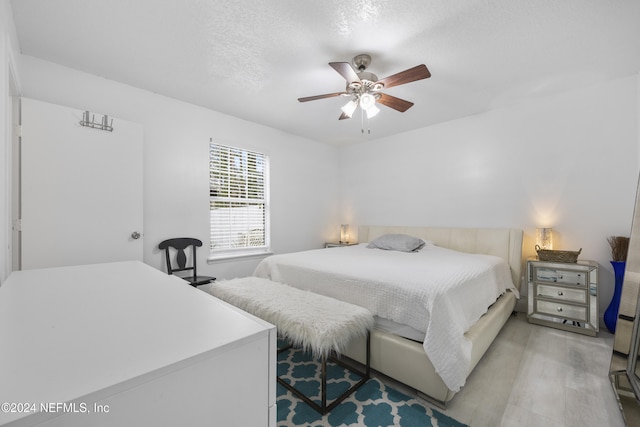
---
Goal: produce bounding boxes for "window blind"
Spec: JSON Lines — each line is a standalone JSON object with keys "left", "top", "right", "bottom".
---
{"left": 209, "top": 143, "right": 269, "bottom": 254}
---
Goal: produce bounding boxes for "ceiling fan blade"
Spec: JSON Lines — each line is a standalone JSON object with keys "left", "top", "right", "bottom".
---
{"left": 338, "top": 112, "right": 351, "bottom": 120}
{"left": 298, "top": 92, "right": 346, "bottom": 102}
{"left": 377, "top": 93, "right": 414, "bottom": 112}
{"left": 329, "top": 62, "right": 361, "bottom": 84}
{"left": 376, "top": 64, "right": 431, "bottom": 89}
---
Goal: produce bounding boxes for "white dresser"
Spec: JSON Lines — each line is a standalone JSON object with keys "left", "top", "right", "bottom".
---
{"left": 0, "top": 261, "right": 276, "bottom": 427}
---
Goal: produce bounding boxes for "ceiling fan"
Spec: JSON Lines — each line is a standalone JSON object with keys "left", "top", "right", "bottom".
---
{"left": 298, "top": 54, "right": 431, "bottom": 120}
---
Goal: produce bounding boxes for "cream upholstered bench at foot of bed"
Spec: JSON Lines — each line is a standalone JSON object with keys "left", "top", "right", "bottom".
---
{"left": 202, "top": 277, "right": 374, "bottom": 415}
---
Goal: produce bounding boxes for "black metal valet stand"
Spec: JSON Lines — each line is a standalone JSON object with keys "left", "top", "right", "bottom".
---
{"left": 277, "top": 332, "right": 371, "bottom": 415}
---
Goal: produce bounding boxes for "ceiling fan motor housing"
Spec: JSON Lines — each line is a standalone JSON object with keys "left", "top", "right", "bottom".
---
{"left": 351, "top": 55, "right": 382, "bottom": 94}
{"left": 347, "top": 71, "right": 382, "bottom": 102}
{"left": 357, "top": 71, "right": 378, "bottom": 83}
{"left": 352, "top": 53, "right": 372, "bottom": 72}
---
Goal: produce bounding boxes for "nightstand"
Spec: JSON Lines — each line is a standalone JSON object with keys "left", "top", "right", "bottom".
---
{"left": 324, "top": 242, "right": 358, "bottom": 248}
{"left": 527, "top": 259, "right": 599, "bottom": 336}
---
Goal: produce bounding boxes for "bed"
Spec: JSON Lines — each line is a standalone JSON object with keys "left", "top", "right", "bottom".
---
{"left": 253, "top": 225, "right": 523, "bottom": 407}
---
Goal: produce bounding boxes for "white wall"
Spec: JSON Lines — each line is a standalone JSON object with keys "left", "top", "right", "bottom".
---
{"left": 17, "top": 55, "right": 341, "bottom": 279}
{"left": 339, "top": 75, "right": 640, "bottom": 313}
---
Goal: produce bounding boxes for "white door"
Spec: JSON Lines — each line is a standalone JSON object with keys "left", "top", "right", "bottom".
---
{"left": 20, "top": 98, "right": 143, "bottom": 269}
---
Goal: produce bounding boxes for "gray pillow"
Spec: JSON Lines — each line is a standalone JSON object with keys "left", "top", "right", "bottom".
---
{"left": 367, "top": 234, "right": 427, "bottom": 252}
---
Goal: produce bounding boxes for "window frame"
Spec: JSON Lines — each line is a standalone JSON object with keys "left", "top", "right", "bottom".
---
{"left": 208, "top": 141, "right": 271, "bottom": 261}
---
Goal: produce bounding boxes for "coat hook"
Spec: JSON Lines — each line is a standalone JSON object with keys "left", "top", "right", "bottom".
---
{"left": 80, "top": 110, "right": 114, "bottom": 132}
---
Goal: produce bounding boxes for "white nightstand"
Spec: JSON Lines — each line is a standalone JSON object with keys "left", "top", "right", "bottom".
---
{"left": 324, "top": 242, "right": 358, "bottom": 248}
{"left": 527, "top": 259, "right": 599, "bottom": 336}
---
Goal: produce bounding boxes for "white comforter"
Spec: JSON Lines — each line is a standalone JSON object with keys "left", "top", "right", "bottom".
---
{"left": 253, "top": 243, "right": 518, "bottom": 392}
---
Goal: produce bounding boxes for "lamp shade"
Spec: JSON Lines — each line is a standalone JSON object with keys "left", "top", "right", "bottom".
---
{"left": 341, "top": 99, "right": 358, "bottom": 118}
{"left": 340, "top": 224, "right": 350, "bottom": 243}
{"left": 359, "top": 93, "right": 376, "bottom": 110}
{"left": 366, "top": 104, "right": 380, "bottom": 118}
{"left": 536, "top": 228, "right": 553, "bottom": 250}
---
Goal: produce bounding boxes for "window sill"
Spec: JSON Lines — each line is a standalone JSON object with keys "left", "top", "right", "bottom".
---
{"left": 207, "top": 250, "right": 273, "bottom": 263}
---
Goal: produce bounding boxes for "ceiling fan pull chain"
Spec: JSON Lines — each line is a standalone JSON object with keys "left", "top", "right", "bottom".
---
{"left": 359, "top": 109, "right": 372, "bottom": 134}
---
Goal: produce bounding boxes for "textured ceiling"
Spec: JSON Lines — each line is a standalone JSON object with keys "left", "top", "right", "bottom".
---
{"left": 10, "top": 0, "right": 640, "bottom": 146}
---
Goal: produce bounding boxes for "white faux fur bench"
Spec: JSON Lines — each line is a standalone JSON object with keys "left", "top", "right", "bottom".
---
{"left": 204, "top": 276, "right": 374, "bottom": 414}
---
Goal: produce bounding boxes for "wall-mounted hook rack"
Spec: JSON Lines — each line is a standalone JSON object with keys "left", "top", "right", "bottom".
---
{"left": 80, "top": 110, "right": 113, "bottom": 132}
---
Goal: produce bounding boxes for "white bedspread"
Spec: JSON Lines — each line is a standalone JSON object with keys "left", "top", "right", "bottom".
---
{"left": 253, "top": 243, "right": 518, "bottom": 391}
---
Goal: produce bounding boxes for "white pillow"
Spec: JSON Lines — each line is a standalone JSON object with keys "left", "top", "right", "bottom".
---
{"left": 366, "top": 234, "right": 427, "bottom": 252}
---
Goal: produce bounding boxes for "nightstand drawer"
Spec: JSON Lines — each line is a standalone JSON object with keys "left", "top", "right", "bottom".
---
{"left": 536, "top": 284, "right": 587, "bottom": 304}
{"left": 536, "top": 300, "right": 588, "bottom": 322}
{"left": 535, "top": 268, "right": 586, "bottom": 286}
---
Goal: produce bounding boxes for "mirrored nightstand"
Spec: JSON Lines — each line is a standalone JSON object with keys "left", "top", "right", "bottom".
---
{"left": 527, "top": 259, "right": 599, "bottom": 336}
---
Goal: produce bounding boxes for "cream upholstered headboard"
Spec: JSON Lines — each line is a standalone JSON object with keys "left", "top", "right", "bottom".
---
{"left": 358, "top": 226, "right": 524, "bottom": 290}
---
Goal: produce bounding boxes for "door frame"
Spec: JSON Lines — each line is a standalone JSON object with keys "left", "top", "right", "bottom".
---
{"left": 6, "top": 58, "right": 20, "bottom": 278}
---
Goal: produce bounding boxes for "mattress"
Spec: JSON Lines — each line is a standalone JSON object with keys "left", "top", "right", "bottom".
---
{"left": 254, "top": 243, "right": 518, "bottom": 391}
{"left": 373, "top": 316, "right": 425, "bottom": 342}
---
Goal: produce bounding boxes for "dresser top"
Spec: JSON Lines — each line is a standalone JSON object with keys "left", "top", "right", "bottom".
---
{"left": 0, "top": 261, "right": 272, "bottom": 425}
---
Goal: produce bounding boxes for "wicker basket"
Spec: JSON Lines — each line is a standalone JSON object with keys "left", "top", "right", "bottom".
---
{"left": 535, "top": 245, "right": 582, "bottom": 263}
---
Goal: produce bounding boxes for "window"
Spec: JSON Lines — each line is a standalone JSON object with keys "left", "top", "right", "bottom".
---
{"left": 209, "top": 142, "right": 270, "bottom": 258}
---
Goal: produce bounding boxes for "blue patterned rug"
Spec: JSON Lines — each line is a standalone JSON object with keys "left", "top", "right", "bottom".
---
{"left": 277, "top": 346, "right": 468, "bottom": 427}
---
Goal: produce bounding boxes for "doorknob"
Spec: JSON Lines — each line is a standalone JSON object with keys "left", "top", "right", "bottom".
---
{"left": 131, "top": 231, "right": 141, "bottom": 240}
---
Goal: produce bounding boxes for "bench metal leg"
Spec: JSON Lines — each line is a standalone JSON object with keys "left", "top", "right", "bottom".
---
{"left": 277, "top": 332, "right": 371, "bottom": 415}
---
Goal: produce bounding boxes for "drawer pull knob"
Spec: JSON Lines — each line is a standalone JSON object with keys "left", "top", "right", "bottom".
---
{"left": 558, "top": 291, "right": 564, "bottom": 296}
{"left": 557, "top": 307, "right": 563, "bottom": 312}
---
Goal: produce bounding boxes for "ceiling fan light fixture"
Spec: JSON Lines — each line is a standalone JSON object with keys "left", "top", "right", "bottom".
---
{"left": 359, "top": 93, "right": 376, "bottom": 110}
{"left": 341, "top": 99, "right": 358, "bottom": 118}
{"left": 366, "top": 104, "right": 380, "bottom": 119}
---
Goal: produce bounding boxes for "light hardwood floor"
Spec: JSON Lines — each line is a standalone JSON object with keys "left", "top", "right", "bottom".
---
{"left": 378, "top": 312, "right": 629, "bottom": 427}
